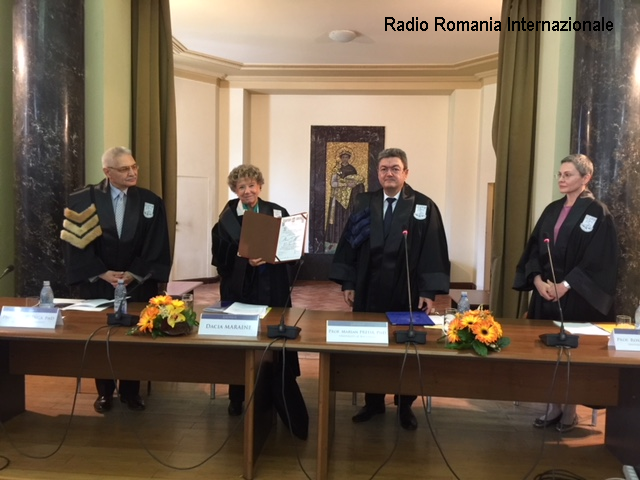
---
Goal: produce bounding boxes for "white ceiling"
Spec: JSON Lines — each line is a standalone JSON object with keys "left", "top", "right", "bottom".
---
{"left": 170, "top": 0, "right": 502, "bottom": 77}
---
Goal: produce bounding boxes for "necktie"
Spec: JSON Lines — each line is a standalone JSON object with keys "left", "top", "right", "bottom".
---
{"left": 115, "top": 192, "right": 125, "bottom": 237}
{"left": 383, "top": 197, "right": 396, "bottom": 237}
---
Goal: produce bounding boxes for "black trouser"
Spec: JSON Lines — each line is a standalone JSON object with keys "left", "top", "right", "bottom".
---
{"left": 229, "top": 384, "right": 244, "bottom": 403}
{"left": 364, "top": 393, "right": 416, "bottom": 409}
{"left": 95, "top": 379, "right": 140, "bottom": 398}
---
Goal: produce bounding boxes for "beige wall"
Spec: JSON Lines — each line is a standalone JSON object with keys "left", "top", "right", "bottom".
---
{"left": 175, "top": 75, "right": 498, "bottom": 285}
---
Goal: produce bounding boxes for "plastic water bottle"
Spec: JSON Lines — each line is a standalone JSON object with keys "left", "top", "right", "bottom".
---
{"left": 457, "top": 291, "right": 470, "bottom": 313}
{"left": 635, "top": 302, "right": 640, "bottom": 329}
{"left": 114, "top": 279, "right": 127, "bottom": 314}
{"left": 39, "top": 280, "right": 55, "bottom": 308}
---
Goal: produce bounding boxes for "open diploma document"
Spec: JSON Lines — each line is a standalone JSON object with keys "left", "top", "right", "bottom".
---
{"left": 238, "top": 210, "right": 307, "bottom": 263}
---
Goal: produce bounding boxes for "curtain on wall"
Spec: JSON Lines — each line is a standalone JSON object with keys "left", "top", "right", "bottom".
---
{"left": 131, "top": 0, "right": 178, "bottom": 253}
{"left": 490, "top": 0, "right": 541, "bottom": 317}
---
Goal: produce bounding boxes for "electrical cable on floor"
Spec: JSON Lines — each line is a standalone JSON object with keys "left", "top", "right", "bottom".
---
{"left": 276, "top": 339, "right": 313, "bottom": 480}
{"left": 522, "top": 346, "right": 584, "bottom": 480}
{"left": 366, "top": 341, "right": 412, "bottom": 479}
{"left": 103, "top": 330, "right": 282, "bottom": 471}
{"left": 412, "top": 343, "right": 463, "bottom": 480}
{"left": 0, "top": 324, "right": 110, "bottom": 461}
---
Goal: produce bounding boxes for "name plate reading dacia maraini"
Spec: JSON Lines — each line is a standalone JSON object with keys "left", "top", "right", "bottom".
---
{"left": 198, "top": 313, "right": 260, "bottom": 337}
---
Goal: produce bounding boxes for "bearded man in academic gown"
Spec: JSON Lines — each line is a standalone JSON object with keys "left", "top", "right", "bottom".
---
{"left": 63, "top": 146, "right": 172, "bottom": 414}
{"left": 330, "top": 147, "right": 450, "bottom": 431}
{"left": 514, "top": 153, "right": 619, "bottom": 433}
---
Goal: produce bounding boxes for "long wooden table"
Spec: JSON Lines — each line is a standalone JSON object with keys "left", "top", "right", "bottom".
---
{"left": 290, "top": 310, "right": 640, "bottom": 480}
{"left": 0, "top": 298, "right": 304, "bottom": 480}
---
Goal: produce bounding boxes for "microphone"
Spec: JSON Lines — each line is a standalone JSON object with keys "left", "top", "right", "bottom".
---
{"left": 538, "top": 236, "right": 579, "bottom": 348}
{"left": 0, "top": 264, "right": 14, "bottom": 280}
{"left": 395, "top": 229, "right": 426, "bottom": 344}
{"left": 107, "top": 271, "right": 154, "bottom": 327}
{"left": 267, "top": 257, "right": 304, "bottom": 339}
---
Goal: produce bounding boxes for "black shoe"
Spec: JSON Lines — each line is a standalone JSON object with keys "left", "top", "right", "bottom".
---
{"left": 352, "top": 404, "right": 385, "bottom": 423}
{"left": 228, "top": 401, "right": 243, "bottom": 416}
{"left": 533, "top": 412, "right": 562, "bottom": 428}
{"left": 93, "top": 395, "right": 112, "bottom": 413}
{"left": 399, "top": 407, "right": 418, "bottom": 430}
{"left": 120, "top": 395, "right": 145, "bottom": 411}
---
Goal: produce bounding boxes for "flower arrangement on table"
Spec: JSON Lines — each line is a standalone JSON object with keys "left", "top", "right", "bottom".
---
{"left": 444, "top": 308, "right": 510, "bottom": 356}
{"left": 127, "top": 295, "right": 198, "bottom": 338}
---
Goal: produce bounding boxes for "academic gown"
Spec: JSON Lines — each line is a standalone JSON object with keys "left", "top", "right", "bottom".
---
{"left": 513, "top": 191, "right": 619, "bottom": 322}
{"left": 330, "top": 184, "right": 451, "bottom": 312}
{"left": 65, "top": 179, "right": 172, "bottom": 302}
{"left": 211, "top": 198, "right": 309, "bottom": 439}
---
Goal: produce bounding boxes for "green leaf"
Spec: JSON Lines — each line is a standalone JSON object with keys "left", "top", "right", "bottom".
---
{"left": 472, "top": 341, "right": 488, "bottom": 357}
{"left": 497, "top": 337, "right": 511, "bottom": 348}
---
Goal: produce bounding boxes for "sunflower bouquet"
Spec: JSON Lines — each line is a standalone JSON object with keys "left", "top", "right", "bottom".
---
{"left": 127, "top": 295, "right": 198, "bottom": 339}
{"left": 444, "top": 307, "right": 510, "bottom": 356}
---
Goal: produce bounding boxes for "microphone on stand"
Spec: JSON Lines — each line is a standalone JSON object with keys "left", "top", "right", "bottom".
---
{"left": 538, "top": 236, "right": 579, "bottom": 348}
{"left": 267, "top": 257, "right": 304, "bottom": 339}
{"left": 0, "top": 264, "right": 14, "bottom": 280}
{"left": 107, "top": 271, "right": 154, "bottom": 327}
{"left": 395, "top": 229, "right": 426, "bottom": 344}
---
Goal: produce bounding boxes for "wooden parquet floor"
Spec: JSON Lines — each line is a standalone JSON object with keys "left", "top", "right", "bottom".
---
{"left": 0, "top": 282, "right": 625, "bottom": 480}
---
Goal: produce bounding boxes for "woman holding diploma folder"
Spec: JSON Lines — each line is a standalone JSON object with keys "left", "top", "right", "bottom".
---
{"left": 211, "top": 165, "right": 308, "bottom": 439}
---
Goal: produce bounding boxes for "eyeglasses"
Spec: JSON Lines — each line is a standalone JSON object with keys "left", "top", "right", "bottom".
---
{"left": 378, "top": 166, "right": 405, "bottom": 175}
{"left": 108, "top": 164, "right": 139, "bottom": 173}
{"left": 555, "top": 172, "right": 578, "bottom": 180}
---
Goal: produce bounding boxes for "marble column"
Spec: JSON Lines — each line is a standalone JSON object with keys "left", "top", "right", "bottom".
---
{"left": 571, "top": 0, "right": 640, "bottom": 316}
{"left": 13, "top": 0, "right": 84, "bottom": 297}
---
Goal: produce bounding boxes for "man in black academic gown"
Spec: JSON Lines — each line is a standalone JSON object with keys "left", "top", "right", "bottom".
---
{"left": 330, "top": 147, "right": 450, "bottom": 430}
{"left": 63, "top": 146, "right": 172, "bottom": 414}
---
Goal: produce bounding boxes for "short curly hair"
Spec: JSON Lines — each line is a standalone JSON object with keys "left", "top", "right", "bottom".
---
{"left": 227, "top": 164, "right": 264, "bottom": 192}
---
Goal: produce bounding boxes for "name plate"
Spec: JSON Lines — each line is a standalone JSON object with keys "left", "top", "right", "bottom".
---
{"left": 0, "top": 306, "right": 63, "bottom": 329}
{"left": 326, "top": 320, "right": 389, "bottom": 344}
{"left": 198, "top": 313, "right": 260, "bottom": 337}
{"left": 612, "top": 328, "right": 640, "bottom": 351}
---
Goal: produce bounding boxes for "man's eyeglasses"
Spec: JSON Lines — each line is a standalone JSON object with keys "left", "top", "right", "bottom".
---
{"left": 109, "top": 164, "right": 139, "bottom": 173}
{"left": 378, "top": 166, "right": 405, "bottom": 175}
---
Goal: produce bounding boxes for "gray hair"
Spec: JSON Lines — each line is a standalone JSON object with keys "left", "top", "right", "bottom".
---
{"left": 378, "top": 148, "right": 408, "bottom": 169}
{"left": 227, "top": 164, "right": 265, "bottom": 192}
{"left": 561, "top": 153, "right": 594, "bottom": 178}
{"left": 101, "top": 146, "right": 133, "bottom": 168}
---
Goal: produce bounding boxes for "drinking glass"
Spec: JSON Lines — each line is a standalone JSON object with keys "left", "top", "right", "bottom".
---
{"left": 443, "top": 307, "right": 457, "bottom": 336}
{"left": 181, "top": 293, "right": 194, "bottom": 311}
{"left": 615, "top": 314, "right": 633, "bottom": 329}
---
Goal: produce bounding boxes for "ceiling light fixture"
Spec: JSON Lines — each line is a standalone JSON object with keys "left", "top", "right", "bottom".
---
{"left": 328, "top": 30, "right": 357, "bottom": 43}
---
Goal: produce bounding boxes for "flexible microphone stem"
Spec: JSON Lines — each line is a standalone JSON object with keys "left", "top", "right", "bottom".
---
{"left": 0, "top": 264, "right": 14, "bottom": 280}
{"left": 539, "top": 238, "right": 579, "bottom": 348}
{"left": 395, "top": 230, "right": 426, "bottom": 344}
{"left": 107, "top": 271, "right": 153, "bottom": 326}
{"left": 267, "top": 257, "right": 304, "bottom": 339}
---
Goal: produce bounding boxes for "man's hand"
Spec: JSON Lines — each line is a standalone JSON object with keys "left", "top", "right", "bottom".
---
{"left": 418, "top": 297, "right": 433, "bottom": 312}
{"left": 99, "top": 270, "right": 125, "bottom": 288}
{"left": 343, "top": 290, "right": 355, "bottom": 307}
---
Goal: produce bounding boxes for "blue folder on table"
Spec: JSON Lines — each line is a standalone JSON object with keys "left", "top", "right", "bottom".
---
{"left": 386, "top": 311, "right": 434, "bottom": 326}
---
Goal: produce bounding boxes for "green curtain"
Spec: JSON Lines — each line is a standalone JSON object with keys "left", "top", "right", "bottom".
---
{"left": 490, "top": 0, "right": 541, "bottom": 318}
{"left": 131, "top": 0, "right": 178, "bottom": 254}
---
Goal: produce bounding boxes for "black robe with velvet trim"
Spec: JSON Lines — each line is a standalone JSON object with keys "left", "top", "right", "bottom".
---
{"left": 330, "top": 184, "right": 451, "bottom": 313}
{"left": 513, "top": 191, "right": 619, "bottom": 322}
{"left": 64, "top": 179, "right": 172, "bottom": 302}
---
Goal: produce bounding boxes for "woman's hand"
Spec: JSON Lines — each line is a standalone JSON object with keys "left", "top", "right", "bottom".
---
{"left": 534, "top": 275, "right": 556, "bottom": 301}
{"left": 248, "top": 257, "right": 266, "bottom": 267}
